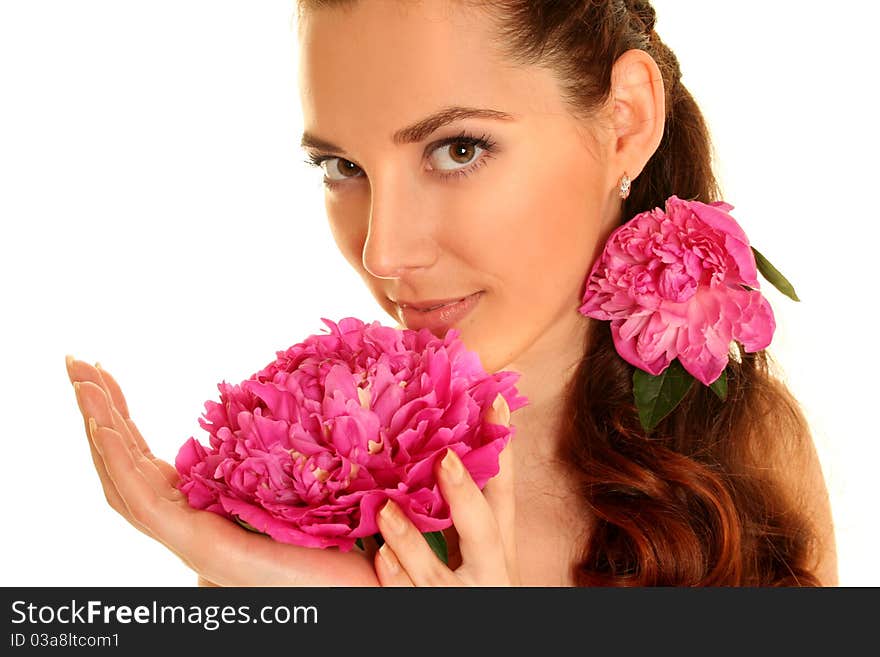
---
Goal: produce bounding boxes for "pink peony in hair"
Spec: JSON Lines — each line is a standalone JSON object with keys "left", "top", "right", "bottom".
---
{"left": 579, "top": 195, "right": 776, "bottom": 386}
{"left": 174, "top": 317, "right": 528, "bottom": 552}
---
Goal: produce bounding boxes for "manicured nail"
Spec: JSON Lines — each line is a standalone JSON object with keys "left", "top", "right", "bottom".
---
{"left": 88, "top": 417, "right": 103, "bottom": 454}
{"left": 378, "top": 543, "right": 400, "bottom": 574}
{"left": 73, "top": 381, "right": 89, "bottom": 411}
{"left": 493, "top": 393, "right": 510, "bottom": 425}
{"left": 441, "top": 448, "right": 464, "bottom": 484}
{"left": 380, "top": 500, "right": 405, "bottom": 535}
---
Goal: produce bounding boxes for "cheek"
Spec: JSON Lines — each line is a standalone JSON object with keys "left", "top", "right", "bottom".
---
{"left": 464, "top": 155, "right": 602, "bottom": 299}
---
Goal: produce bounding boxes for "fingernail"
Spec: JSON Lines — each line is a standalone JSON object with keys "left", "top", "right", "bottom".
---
{"left": 95, "top": 361, "right": 103, "bottom": 371}
{"left": 88, "top": 417, "right": 103, "bottom": 454}
{"left": 493, "top": 393, "right": 510, "bottom": 425}
{"left": 441, "top": 448, "right": 464, "bottom": 484}
{"left": 65, "top": 354, "right": 75, "bottom": 372}
{"left": 378, "top": 543, "right": 400, "bottom": 574}
{"left": 73, "top": 381, "right": 89, "bottom": 410}
{"left": 379, "top": 500, "right": 405, "bottom": 535}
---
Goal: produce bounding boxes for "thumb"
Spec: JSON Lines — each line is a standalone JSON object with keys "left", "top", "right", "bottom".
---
{"left": 487, "top": 393, "right": 511, "bottom": 427}
{"left": 482, "top": 394, "right": 517, "bottom": 581}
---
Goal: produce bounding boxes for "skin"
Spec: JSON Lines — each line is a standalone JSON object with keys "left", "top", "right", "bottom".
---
{"left": 74, "top": 0, "right": 841, "bottom": 587}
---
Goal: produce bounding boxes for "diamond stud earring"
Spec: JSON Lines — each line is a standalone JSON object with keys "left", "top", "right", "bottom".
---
{"left": 619, "top": 173, "right": 631, "bottom": 200}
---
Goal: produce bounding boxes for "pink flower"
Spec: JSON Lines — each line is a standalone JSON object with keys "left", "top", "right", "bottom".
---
{"left": 175, "top": 317, "right": 528, "bottom": 551}
{"left": 579, "top": 195, "right": 775, "bottom": 386}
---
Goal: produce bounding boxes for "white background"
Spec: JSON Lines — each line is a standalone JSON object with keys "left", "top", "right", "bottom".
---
{"left": 1, "top": 1, "right": 877, "bottom": 586}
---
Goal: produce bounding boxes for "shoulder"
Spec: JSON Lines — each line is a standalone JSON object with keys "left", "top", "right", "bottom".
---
{"left": 757, "top": 376, "right": 838, "bottom": 586}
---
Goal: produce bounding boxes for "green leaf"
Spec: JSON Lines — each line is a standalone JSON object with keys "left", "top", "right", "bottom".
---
{"left": 234, "top": 516, "right": 268, "bottom": 536}
{"left": 356, "top": 533, "right": 384, "bottom": 551}
{"left": 633, "top": 359, "right": 695, "bottom": 433}
{"left": 752, "top": 246, "right": 800, "bottom": 302}
{"left": 423, "top": 531, "right": 449, "bottom": 565}
{"left": 709, "top": 368, "right": 728, "bottom": 401}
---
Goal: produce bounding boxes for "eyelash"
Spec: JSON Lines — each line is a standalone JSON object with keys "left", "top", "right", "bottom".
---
{"left": 302, "top": 130, "right": 498, "bottom": 190}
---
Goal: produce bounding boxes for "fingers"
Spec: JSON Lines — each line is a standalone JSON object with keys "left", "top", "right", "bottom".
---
{"left": 88, "top": 416, "right": 268, "bottom": 583}
{"left": 375, "top": 394, "right": 517, "bottom": 587}
{"left": 69, "top": 358, "right": 149, "bottom": 456}
{"left": 88, "top": 420, "right": 196, "bottom": 563}
{"left": 65, "top": 357, "right": 388, "bottom": 588}
{"left": 71, "top": 379, "right": 133, "bottom": 523}
{"left": 69, "top": 357, "right": 188, "bottom": 560}
{"left": 88, "top": 420, "right": 166, "bottom": 529}
{"left": 429, "top": 393, "right": 516, "bottom": 585}
{"left": 95, "top": 362, "right": 161, "bottom": 465}
{"left": 68, "top": 357, "right": 178, "bottom": 487}
{"left": 374, "top": 543, "right": 415, "bottom": 587}
{"left": 74, "top": 379, "right": 180, "bottom": 503}
{"left": 92, "top": 361, "right": 130, "bottom": 418}
{"left": 68, "top": 358, "right": 135, "bottom": 466}
{"left": 481, "top": 435, "right": 518, "bottom": 584}
{"left": 375, "top": 500, "right": 456, "bottom": 587}
{"left": 436, "top": 448, "right": 510, "bottom": 585}
{"left": 481, "top": 393, "right": 517, "bottom": 578}
{"left": 487, "top": 392, "right": 511, "bottom": 428}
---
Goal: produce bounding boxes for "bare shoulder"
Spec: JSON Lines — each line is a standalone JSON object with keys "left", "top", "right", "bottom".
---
{"left": 758, "top": 376, "right": 839, "bottom": 586}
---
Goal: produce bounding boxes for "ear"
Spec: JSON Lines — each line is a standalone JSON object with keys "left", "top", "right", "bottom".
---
{"left": 608, "top": 48, "right": 666, "bottom": 184}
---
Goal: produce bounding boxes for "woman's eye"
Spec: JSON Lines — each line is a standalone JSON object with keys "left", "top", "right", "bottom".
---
{"left": 320, "top": 158, "right": 364, "bottom": 182}
{"left": 306, "top": 133, "right": 496, "bottom": 187}
{"left": 428, "top": 141, "right": 484, "bottom": 172}
{"left": 319, "top": 142, "right": 482, "bottom": 179}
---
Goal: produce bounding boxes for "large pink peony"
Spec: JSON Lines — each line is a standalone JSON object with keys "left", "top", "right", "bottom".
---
{"left": 174, "top": 317, "right": 528, "bottom": 551}
{"left": 579, "top": 195, "right": 775, "bottom": 386}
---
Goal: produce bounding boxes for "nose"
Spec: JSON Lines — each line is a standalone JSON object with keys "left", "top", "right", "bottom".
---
{"left": 361, "top": 179, "right": 438, "bottom": 280}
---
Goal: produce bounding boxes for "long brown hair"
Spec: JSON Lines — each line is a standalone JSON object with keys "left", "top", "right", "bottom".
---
{"left": 296, "top": 0, "right": 824, "bottom": 585}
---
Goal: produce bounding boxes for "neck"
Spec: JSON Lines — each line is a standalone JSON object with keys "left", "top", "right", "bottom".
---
{"left": 502, "top": 313, "right": 590, "bottom": 462}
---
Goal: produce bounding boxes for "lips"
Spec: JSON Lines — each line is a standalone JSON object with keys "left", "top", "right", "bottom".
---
{"left": 396, "top": 291, "right": 484, "bottom": 334}
{"left": 396, "top": 294, "right": 478, "bottom": 312}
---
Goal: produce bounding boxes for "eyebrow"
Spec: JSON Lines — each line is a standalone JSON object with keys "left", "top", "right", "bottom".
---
{"left": 300, "top": 106, "right": 516, "bottom": 154}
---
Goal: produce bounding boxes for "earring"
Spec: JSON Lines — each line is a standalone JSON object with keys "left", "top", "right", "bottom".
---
{"left": 618, "top": 173, "right": 631, "bottom": 200}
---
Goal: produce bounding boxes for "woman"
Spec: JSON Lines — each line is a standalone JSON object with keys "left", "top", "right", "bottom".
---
{"left": 67, "top": 0, "right": 837, "bottom": 586}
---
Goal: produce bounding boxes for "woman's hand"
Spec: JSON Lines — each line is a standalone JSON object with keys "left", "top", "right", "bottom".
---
{"left": 66, "top": 356, "right": 379, "bottom": 587}
{"left": 373, "top": 395, "right": 519, "bottom": 586}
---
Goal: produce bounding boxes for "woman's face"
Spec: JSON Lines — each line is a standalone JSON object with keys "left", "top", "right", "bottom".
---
{"left": 297, "top": 1, "right": 620, "bottom": 373}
